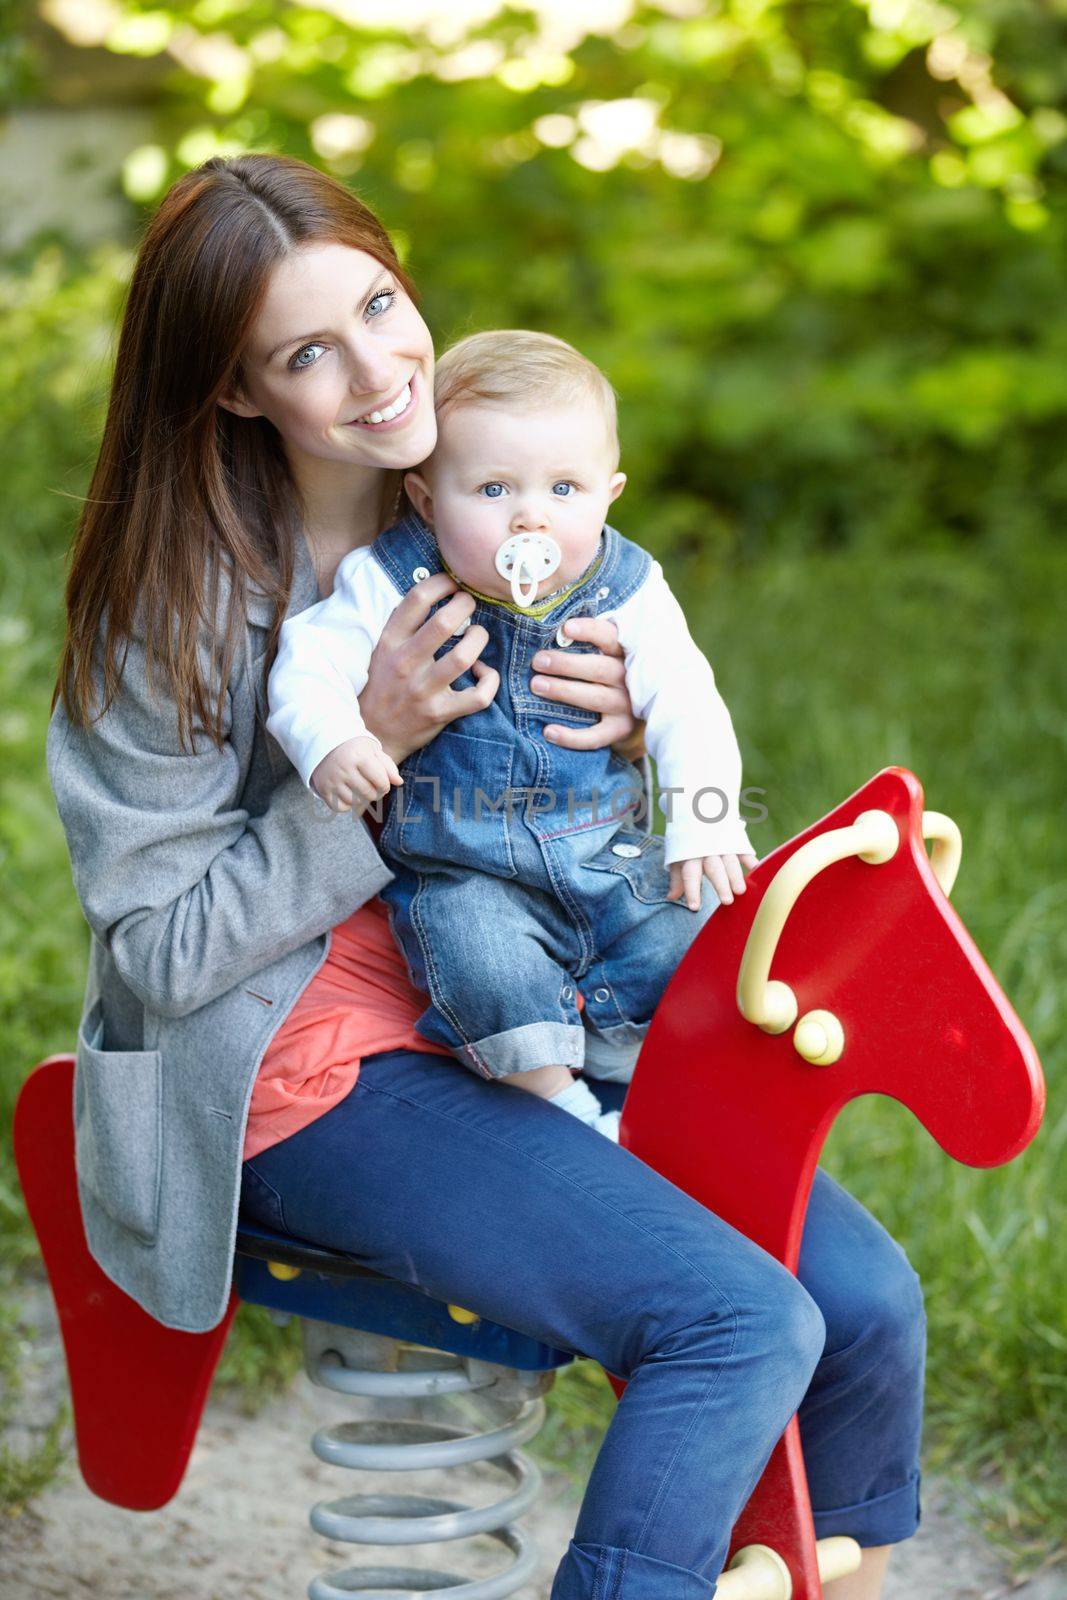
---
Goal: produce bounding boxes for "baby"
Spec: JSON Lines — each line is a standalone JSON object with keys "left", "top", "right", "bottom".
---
{"left": 267, "top": 330, "right": 756, "bottom": 1139}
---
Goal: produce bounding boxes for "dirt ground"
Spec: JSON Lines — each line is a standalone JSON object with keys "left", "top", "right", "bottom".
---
{"left": 3, "top": 1283, "right": 1065, "bottom": 1600}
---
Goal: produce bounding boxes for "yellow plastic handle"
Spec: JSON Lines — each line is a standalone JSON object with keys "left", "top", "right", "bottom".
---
{"left": 737, "top": 810, "right": 899, "bottom": 1036}
{"left": 736, "top": 806, "right": 963, "bottom": 1056}
{"left": 922, "top": 810, "right": 962, "bottom": 896}
{"left": 716, "top": 1535, "right": 862, "bottom": 1598}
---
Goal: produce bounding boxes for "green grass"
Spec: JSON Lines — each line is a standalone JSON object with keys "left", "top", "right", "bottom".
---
{"left": 707, "top": 536, "right": 1066, "bottom": 1574}
{"left": 2, "top": 499, "right": 1063, "bottom": 1565}
{"left": 0, "top": 1288, "right": 70, "bottom": 1512}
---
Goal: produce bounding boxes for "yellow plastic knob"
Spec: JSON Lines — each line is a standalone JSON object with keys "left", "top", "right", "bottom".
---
{"left": 793, "top": 1010, "right": 845, "bottom": 1066}
{"left": 267, "top": 1261, "right": 301, "bottom": 1281}
{"left": 448, "top": 1304, "right": 480, "bottom": 1325}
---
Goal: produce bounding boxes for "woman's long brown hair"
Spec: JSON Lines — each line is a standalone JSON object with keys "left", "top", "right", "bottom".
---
{"left": 52, "top": 153, "right": 418, "bottom": 752}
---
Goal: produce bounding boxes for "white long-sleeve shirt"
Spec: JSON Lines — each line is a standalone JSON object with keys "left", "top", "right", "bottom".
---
{"left": 266, "top": 543, "right": 752, "bottom": 863}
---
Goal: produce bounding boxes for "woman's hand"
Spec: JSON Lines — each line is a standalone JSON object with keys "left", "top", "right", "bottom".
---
{"left": 529, "top": 616, "right": 644, "bottom": 755}
{"left": 360, "top": 588, "right": 641, "bottom": 765}
{"left": 359, "top": 573, "right": 500, "bottom": 765}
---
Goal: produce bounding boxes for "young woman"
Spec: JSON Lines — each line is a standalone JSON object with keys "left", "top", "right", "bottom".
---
{"left": 47, "top": 153, "right": 925, "bottom": 1600}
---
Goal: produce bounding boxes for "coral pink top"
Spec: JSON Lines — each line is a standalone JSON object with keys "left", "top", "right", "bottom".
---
{"left": 242, "top": 898, "right": 452, "bottom": 1161}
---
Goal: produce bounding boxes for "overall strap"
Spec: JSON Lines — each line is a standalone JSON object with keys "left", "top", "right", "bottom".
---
{"left": 372, "top": 510, "right": 445, "bottom": 598}
{"left": 528, "top": 524, "right": 653, "bottom": 631}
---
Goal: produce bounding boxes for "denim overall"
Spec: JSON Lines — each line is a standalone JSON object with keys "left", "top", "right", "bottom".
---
{"left": 375, "top": 511, "right": 717, "bottom": 1080}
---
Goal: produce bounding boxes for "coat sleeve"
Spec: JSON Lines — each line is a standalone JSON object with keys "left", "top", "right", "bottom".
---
{"left": 46, "top": 610, "right": 394, "bottom": 1020}
{"left": 606, "top": 559, "right": 753, "bottom": 864}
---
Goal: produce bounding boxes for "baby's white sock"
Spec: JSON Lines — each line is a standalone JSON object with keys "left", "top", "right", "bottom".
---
{"left": 547, "top": 1076, "right": 620, "bottom": 1141}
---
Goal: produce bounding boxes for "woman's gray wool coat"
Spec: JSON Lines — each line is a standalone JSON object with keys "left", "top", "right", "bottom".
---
{"left": 46, "top": 530, "right": 394, "bottom": 1332}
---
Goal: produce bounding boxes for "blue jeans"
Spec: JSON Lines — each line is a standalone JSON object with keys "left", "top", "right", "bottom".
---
{"left": 382, "top": 818, "right": 715, "bottom": 1080}
{"left": 240, "top": 1049, "right": 925, "bottom": 1600}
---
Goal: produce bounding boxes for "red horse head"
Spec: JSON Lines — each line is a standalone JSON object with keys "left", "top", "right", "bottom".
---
{"left": 619, "top": 766, "right": 1044, "bottom": 1598}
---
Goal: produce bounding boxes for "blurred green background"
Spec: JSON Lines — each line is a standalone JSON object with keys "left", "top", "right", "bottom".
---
{"left": 1, "top": 0, "right": 1064, "bottom": 1576}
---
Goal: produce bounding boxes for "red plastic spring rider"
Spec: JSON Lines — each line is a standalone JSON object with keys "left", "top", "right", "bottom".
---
{"left": 14, "top": 768, "right": 1044, "bottom": 1599}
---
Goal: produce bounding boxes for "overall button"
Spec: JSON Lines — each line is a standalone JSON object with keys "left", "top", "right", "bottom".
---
{"left": 561, "top": 985, "right": 574, "bottom": 1001}
{"left": 596, "top": 586, "right": 610, "bottom": 600}
{"left": 554, "top": 623, "right": 572, "bottom": 647}
{"left": 593, "top": 987, "right": 611, "bottom": 1003}
{"left": 412, "top": 566, "right": 430, "bottom": 582}
{"left": 580, "top": 829, "right": 672, "bottom": 906}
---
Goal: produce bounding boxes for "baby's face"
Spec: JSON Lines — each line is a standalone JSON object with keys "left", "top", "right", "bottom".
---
{"left": 404, "top": 400, "right": 626, "bottom": 604}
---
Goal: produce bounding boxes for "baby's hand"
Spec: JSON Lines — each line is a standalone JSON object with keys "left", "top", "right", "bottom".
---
{"left": 311, "top": 735, "right": 403, "bottom": 814}
{"left": 667, "top": 852, "right": 758, "bottom": 911}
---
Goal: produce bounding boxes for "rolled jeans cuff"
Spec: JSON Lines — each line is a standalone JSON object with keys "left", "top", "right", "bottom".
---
{"left": 552, "top": 1541, "right": 718, "bottom": 1600}
{"left": 581, "top": 1020, "right": 647, "bottom": 1082}
{"left": 462, "top": 1020, "right": 585, "bottom": 1079}
{"left": 811, "top": 1468, "right": 922, "bottom": 1547}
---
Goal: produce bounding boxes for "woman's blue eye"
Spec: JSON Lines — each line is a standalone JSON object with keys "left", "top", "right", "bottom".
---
{"left": 480, "top": 482, "right": 506, "bottom": 498}
{"left": 291, "top": 342, "right": 326, "bottom": 370}
{"left": 552, "top": 481, "right": 576, "bottom": 496}
{"left": 288, "top": 289, "right": 396, "bottom": 370}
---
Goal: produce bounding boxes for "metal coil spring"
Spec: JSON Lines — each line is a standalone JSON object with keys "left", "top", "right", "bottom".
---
{"left": 304, "top": 1331, "right": 552, "bottom": 1600}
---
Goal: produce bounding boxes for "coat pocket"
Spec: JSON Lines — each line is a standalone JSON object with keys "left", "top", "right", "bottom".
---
{"left": 579, "top": 827, "right": 674, "bottom": 905}
{"left": 74, "top": 998, "right": 164, "bottom": 1243}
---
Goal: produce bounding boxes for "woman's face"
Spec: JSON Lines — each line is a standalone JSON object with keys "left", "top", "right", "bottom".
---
{"left": 219, "top": 241, "right": 437, "bottom": 471}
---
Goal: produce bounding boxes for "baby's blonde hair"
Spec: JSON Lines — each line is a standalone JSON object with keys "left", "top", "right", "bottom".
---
{"left": 432, "top": 329, "right": 620, "bottom": 464}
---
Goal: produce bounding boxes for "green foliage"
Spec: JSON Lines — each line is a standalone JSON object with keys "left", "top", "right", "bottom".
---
{"left": 0, "top": 1291, "right": 69, "bottom": 1511}
{"left": 0, "top": 242, "right": 129, "bottom": 1274}
{"left": 6, "top": 0, "right": 1067, "bottom": 563}
{"left": 532, "top": 1358, "right": 617, "bottom": 1494}
{"left": 22, "top": 0, "right": 1067, "bottom": 560}
{"left": 0, "top": 0, "right": 37, "bottom": 109}
{"left": 2, "top": 0, "right": 1065, "bottom": 1572}
{"left": 213, "top": 1304, "right": 306, "bottom": 1410}
{"left": 0, "top": 1404, "right": 68, "bottom": 1512}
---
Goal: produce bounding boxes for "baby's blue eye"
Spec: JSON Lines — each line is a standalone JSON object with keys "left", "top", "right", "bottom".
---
{"left": 552, "top": 481, "right": 577, "bottom": 496}
{"left": 291, "top": 342, "right": 326, "bottom": 370}
{"left": 480, "top": 482, "right": 506, "bottom": 498}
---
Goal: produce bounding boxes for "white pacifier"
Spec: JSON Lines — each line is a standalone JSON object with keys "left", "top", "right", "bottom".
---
{"left": 494, "top": 533, "right": 562, "bottom": 608}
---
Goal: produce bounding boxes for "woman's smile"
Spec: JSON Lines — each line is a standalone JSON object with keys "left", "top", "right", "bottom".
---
{"left": 345, "top": 369, "right": 420, "bottom": 432}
